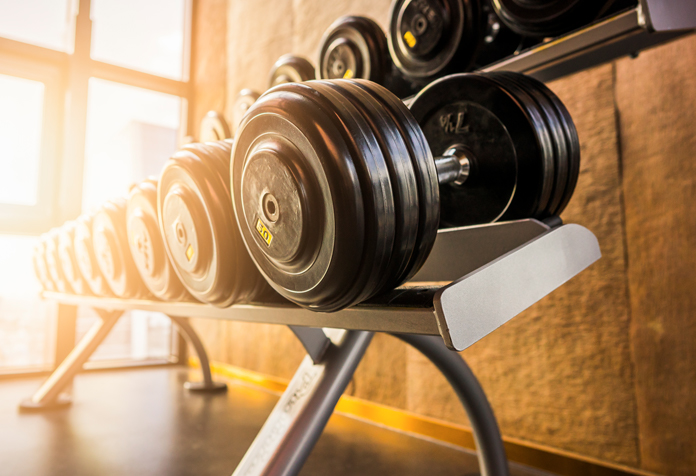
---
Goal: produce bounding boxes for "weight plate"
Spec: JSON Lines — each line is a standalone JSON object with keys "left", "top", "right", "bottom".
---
{"left": 58, "top": 222, "right": 90, "bottom": 295}
{"left": 350, "top": 79, "right": 439, "bottom": 285}
{"left": 74, "top": 214, "right": 112, "bottom": 296}
{"left": 33, "top": 237, "right": 56, "bottom": 292}
{"left": 45, "top": 229, "right": 72, "bottom": 294}
{"left": 159, "top": 141, "right": 267, "bottom": 306}
{"left": 492, "top": 0, "right": 608, "bottom": 38}
{"left": 127, "top": 178, "right": 191, "bottom": 301}
{"left": 473, "top": 2, "right": 523, "bottom": 68}
{"left": 269, "top": 54, "right": 316, "bottom": 87}
{"left": 92, "top": 199, "right": 150, "bottom": 299}
{"left": 327, "top": 80, "right": 419, "bottom": 294}
{"left": 483, "top": 72, "right": 555, "bottom": 217}
{"left": 388, "top": 0, "right": 482, "bottom": 81}
{"left": 200, "top": 111, "right": 232, "bottom": 142}
{"left": 494, "top": 72, "right": 570, "bottom": 216}
{"left": 232, "top": 89, "right": 261, "bottom": 135}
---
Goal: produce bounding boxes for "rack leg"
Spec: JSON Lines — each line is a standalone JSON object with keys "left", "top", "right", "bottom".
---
{"left": 232, "top": 330, "right": 373, "bottom": 476}
{"left": 392, "top": 334, "right": 510, "bottom": 476}
{"left": 19, "top": 309, "right": 123, "bottom": 412}
{"left": 168, "top": 316, "right": 227, "bottom": 392}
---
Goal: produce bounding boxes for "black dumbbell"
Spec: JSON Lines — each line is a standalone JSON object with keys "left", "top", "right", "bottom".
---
{"left": 200, "top": 111, "right": 232, "bottom": 142}
{"left": 269, "top": 54, "right": 316, "bottom": 87}
{"left": 92, "top": 199, "right": 151, "bottom": 299}
{"left": 232, "top": 89, "right": 261, "bottom": 135}
{"left": 127, "top": 178, "right": 192, "bottom": 301}
{"left": 32, "top": 238, "right": 56, "bottom": 292}
{"left": 491, "top": 0, "right": 616, "bottom": 38}
{"left": 45, "top": 229, "right": 73, "bottom": 294}
{"left": 232, "top": 73, "right": 579, "bottom": 311}
{"left": 74, "top": 213, "right": 113, "bottom": 296}
{"left": 58, "top": 222, "right": 91, "bottom": 295}
{"left": 318, "top": 16, "right": 415, "bottom": 98}
{"left": 158, "top": 140, "right": 271, "bottom": 307}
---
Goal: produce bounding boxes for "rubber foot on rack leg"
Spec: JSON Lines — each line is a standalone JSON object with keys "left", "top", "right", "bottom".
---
{"left": 18, "top": 393, "right": 72, "bottom": 412}
{"left": 184, "top": 381, "right": 228, "bottom": 392}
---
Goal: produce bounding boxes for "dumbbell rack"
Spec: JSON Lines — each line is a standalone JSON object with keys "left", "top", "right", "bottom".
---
{"left": 27, "top": 218, "right": 600, "bottom": 476}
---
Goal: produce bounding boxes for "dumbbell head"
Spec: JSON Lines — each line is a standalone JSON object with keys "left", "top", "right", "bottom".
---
{"left": 92, "top": 198, "right": 150, "bottom": 299}
{"left": 159, "top": 140, "right": 269, "bottom": 306}
{"left": 232, "top": 79, "right": 438, "bottom": 311}
{"left": 127, "top": 178, "right": 191, "bottom": 301}
{"left": 200, "top": 111, "right": 232, "bottom": 143}
{"left": 269, "top": 54, "right": 315, "bottom": 87}
{"left": 388, "top": 0, "right": 482, "bottom": 81}
{"left": 45, "top": 229, "right": 72, "bottom": 294}
{"left": 74, "top": 214, "right": 112, "bottom": 296}
{"left": 492, "top": 0, "right": 608, "bottom": 38}
{"left": 232, "top": 89, "right": 261, "bottom": 135}
{"left": 409, "top": 72, "right": 579, "bottom": 227}
{"left": 318, "top": 16, "right": 391, "bottom": 85}
{"left": 32, "top": 237, "right": 56, "bottom": 292}
{"left": 58, "top": 222, "right": 91, "bottom": 295}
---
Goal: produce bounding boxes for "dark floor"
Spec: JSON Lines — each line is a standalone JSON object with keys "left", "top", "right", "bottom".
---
{"left": 0, "top": 367, "right": 553, "bottom": 476}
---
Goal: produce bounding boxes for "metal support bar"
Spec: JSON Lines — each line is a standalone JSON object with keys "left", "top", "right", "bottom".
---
{"left": 288, "top": 326, "right": 332, "bottom": 364}
{"left": 393, "top": 333, "right": 509, "bottom": 476}
{"left": 168, "top": 316, "right": 227, "bottom": 392}
{"left": 19, "top": 309, "right": 123, "bottom": 411}
{"left": 232, "top": 330, "right": 373, "bottom": 476}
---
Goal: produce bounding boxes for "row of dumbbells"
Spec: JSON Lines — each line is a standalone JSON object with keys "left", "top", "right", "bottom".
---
{"left": 34, "top": 69, "right": 580, "bottom": 313}
{"left": 229, "top": 0, "right": 635, "bottom": 132}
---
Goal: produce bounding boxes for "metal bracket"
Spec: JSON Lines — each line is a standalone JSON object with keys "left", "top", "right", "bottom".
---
{"left": 288, "top": 326, "right": 332, "bottom": 364}
{"left": 169, "top": 316, "right": 227, "bottom": 392}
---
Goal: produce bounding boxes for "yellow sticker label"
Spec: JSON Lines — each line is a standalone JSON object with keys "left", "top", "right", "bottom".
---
{"left": 343, "top": 69, "right": 354, "bottom": 79}
{"left": 255, "top": 218, "right": 273, "bottom": 247}
{"left": 404, "top": 31, "right": 416, "bottom": 48}
{"left": 186, "top": 244, "right": 195, "bottom": 261}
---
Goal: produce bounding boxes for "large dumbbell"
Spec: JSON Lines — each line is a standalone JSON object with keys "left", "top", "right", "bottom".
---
{"left": 74, "top": 213, "right": 113, "bottom": 296}
{"left": 317, "top": 16, "right": 415, "bottom": 98}
{"left": 232, "top": 73, "right": 579, "bottom": 311}
{"left": 127, "top": 178, "right": 192, "bottom": 301}
{"left": 269, "top": 54, "right": 316, "bottom": 87}
{"left": 58, "top": 222, "right": 91, "bottom": 295}
{"left": 32, "top": 238, "right": 56, "bottom": 292}
{"left": 92, "top": 199, "right": 151, "bottom": 299}
{"left": 45, "top": 229, "right": 73, "bottom": 294}
{"left": 158, "top": 140, "right": 271, "bottom": 307}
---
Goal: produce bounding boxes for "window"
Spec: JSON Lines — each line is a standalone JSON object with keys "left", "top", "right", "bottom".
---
{"left": 0, "top": 0, "right": 192, "bottom": 374}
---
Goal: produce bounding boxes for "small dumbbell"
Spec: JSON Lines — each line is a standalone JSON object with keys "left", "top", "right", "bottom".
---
{"left": 58, "top": 222, "right": 91, "bottom": 295}
{"left": 269, "top": 54, "right": 315, "bottom": 87}
{"left": 74, "top": 213, "right": 113, "bottom": 296}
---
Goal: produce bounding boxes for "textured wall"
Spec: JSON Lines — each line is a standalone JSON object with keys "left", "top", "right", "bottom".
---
{"left": 190, "top": 1, "right": 696, "bottom": 473}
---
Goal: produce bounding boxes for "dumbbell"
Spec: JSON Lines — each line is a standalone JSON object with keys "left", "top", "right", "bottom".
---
{"left": 92, "top": 199, "right": 151, "bottom": 299}
{"left": 58, "top": 222, "right": 91, "bottom": 295}
{"left": 232, "top": 73, "right": 579, "bottom": 311}
{"left": 32, "top": 238, "right": 56, "bottom": 292}
{"left": 200, "top": 111, "right": 232, "bottom": 142}
{"left": 232, "top": 89, "right": 261, "bottom": 135}
{"left": 158, "top": 140, "right": 271, "bottom": 307}
{"left": 491, "top": 0, "right": 619, "bottom": 38}
{"left": 45, "top": 229, "right": 73, "bottom": 294}
{"left": 317, "top": 16, "right": 415, "bottom": 98}
{"left": 269, "top": 54, "right": 315, "bottom": 87}
{"left": 74, "top": 213, "right": 113, "bottom": 296}
{"left": 127, "top": 178, "right": 192, "bottom": 301}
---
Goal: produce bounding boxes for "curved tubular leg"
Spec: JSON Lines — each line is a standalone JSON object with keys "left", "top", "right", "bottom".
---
{"left": 19, "top": 309, "right": 123, "bottom": 412}
{"left": 392, "top": 333, "right": 510, "bottom": 476}
{"left": 169, "top": 316, "right": 227, "bottom": 392}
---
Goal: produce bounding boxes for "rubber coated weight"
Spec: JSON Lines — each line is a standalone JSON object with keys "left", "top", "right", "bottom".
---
{"left": 32, "top": 237, "right": 55, "bottom": 292}
{"left": 200, "top": 111, "right": 232, "bottom": 142}
{"left": 127, "top": 178, "right": 191, "bottom": 301}
{"left": 159, "top": 140, "right": 269, "bottom": 306}
{"left": 492, "top": 0, "right": 609, "bottom": 38}
{"left": 388, "top": 0, "right": 482, "bottom": 81}
{"left": 318, "top": 16, "right": 391, "bottom": 85}
{"left": 58, "top": 222, "right": 91, "bottom": 295}
{"left": 474, "top": 1, "right": 523, "bottom": 68}
{"left": 92, "top": 199, "right": 150, "bottom": 299}
{"left": 74, "top": 214, "right": 112, "bottom": 296}
{"left": 45, "top": 229, "right": 72, "bottom": 293}
{"left": 269, "top": 54, "right": 315, "bottom": 87}
{"left": 232, "top": 89, "right": 261, "bottom": 135}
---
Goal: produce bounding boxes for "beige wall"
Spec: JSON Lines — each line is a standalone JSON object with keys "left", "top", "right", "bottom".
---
{"left": 190, "top": 2, "right": 696, "bottom": 474}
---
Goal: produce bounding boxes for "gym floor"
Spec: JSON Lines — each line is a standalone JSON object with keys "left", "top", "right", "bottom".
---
{"left": 0, "top": 367, "right": 553, "bottom": 476}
